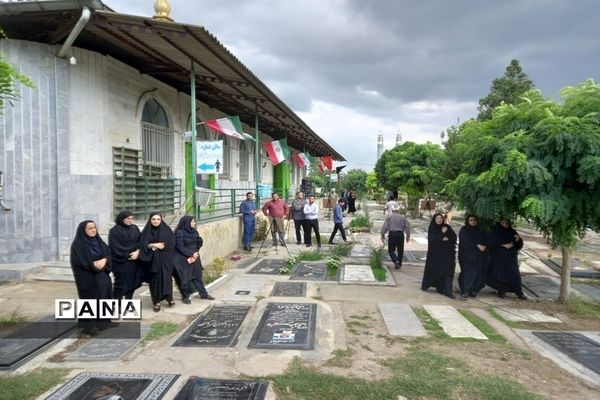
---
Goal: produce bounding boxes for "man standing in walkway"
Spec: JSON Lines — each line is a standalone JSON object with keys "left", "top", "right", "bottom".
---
{"left": 239, "top": 192, "right": 257, "bottom": 251}
{"left": 262, "top": 192, "right": 289, "bottom": 246}
{"left": 381, "top": 204, "right": 411, "bottom": 269}
{"left": 290, "top": 191, "right": 306, "bottom": 245}
{"left": 329, "top": 198, "right": 348, "bottom": 244}
{"left": 303, "top": 195, "right": 321, "bottom": 249}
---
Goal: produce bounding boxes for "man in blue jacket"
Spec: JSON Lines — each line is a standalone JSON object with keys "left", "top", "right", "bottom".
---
{"left": 239, "top": 192, "right": 257, "bottom": 251}
{"left": 328, "top": 198, "right": 348, "bottom": 244}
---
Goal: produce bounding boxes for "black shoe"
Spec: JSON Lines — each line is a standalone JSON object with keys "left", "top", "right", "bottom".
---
{"left": 444, "top": 292, "right": 456, "bottom": 299}
{"left": 497, "top": 291, "right": 506, "bottom": 299}
{"left": 469, "top": 292, "right": 478, "bottom": 298}
{"left": 306, "top": 244, "right": 312, "bottom": 247}
{"left": 182, "top": 298, "right": 191, "bottom": 304}
{"left": 459, "top": 294, "right": 469, "bottom": 301}
{"left": 296, "top": 241, "right": 301, "bottom": 245}
{"left": 517, "top": 293, "right": 528, "bottom": 300}
{"left": 280, "top": 241, "right": 286, "bottom": 247}
{"left": 394, "top": 261, "right": 401, "bottom": 269}
{"left": 328, "top": 241, "right": 334, "bottom": 245}
{"left": 201, "top": 295, "right": 215, "bottom": 300}
{"left": 243, "top": 246, "right": 250, "bottom": 251}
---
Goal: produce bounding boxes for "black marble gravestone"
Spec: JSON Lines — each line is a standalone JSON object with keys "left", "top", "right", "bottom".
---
{"left": 174, "top": 377, "right": 268, "bottom": 400}
{"left": 533, "top": 331, "right": 600, "bottom": 374}
{"left": 522, "top": 276, "right": 561, "bottom": 299}
{"left": 173, "top": 305, "right": 250, "bottom": 347}
{"left": 248, "top": 259, "right": 286, "bottom": 275}
{"left": 0, "top": 317, "right": 76, "bottom": 370}
{"left": 44, "top": 372, "right": 178, "bottom": 400}
{"left": 271, "top": 282, "right": 306, "bottom": 297}
{"left": 248, "top": 302, "right": 317, "bottom": 350}
{"left": 290, "top": 263, "right": 327, "bottom": 281}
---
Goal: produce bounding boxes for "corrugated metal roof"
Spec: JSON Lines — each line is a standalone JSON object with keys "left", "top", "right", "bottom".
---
{"left": 0, "top": 1, "right": 344, "bottom": 160}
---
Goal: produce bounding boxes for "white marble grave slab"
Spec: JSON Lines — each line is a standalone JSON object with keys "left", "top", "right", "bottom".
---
{"left": 518, "top": 261, "right": 539, "bottom": 275}
{"left": 379, "top": 303, "right": 427, "bottom": 337}
{"left": 342, "top": 265, "right": 375, "bottom": 282}
{"left": 525, "top": 241, "right": 549, "bottom": 250}
{"left": 221, "top": 276, "right": 266, "bottom": 302}
{"left": 423, "top": 305, "right": 488, "bottom": 340}
{"left": 412, "top": 237, "right": 428, "bottom": 245}
{"left": 494, "top": 307, "right": 562, "bottom": 323}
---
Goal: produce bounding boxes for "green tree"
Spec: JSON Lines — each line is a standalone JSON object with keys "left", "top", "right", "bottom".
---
{"left": 0, "top": 29, "right": 34, "bottom": 111}
{"left": 446, "top": 80, "right": 600, "bottom": 302}
{"left": 477, "top": 59, "right": 534, "bottom": 121}
{"left": 339, "top": 168, "right": 368, "bottom": 194}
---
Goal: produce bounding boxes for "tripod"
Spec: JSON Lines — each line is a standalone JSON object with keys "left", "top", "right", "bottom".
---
{"left": 255, "top": 216, "right": 291, "bottom": 258}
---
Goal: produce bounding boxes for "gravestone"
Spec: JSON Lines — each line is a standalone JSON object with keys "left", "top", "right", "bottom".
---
{"left": 572, "top": 283, "right": 600, "bottom": 300}
{"left": 522, "top": 275, "right": 561, "bottom": 299}
{"left": 248, "top": 302, "right": 317, "bottom": 350}
{"left": 174, "top": 305, "right": 250, "bottom": 347}
{"left": 248, "top": 259, "right": 286, "bottom": 275}
{"left": 403, "top": 250, "right": 428, "bottom": 263}
{"left": 342, "top": 265, "right": 375, "bottom": 282}
{"left": 533, "top": 331, "right": 600, "bottom": 374}
{"left": 65, "top": 324, "right": 150, "bottom": 361}
{"left": 222, "top": 277, "right": 266, "bottom": 302}
{"left": 423, "top": 305, "right": 487, "bottom": 340}
{"left": 174, "top": 377, "right": 268, "bottom": 400}
{"left": 234, "top": 258, "right": 261, "bottom": 270}
{"left": 542, "top": 258, "right": 600, "bottom": 279}
{"left": 290, "top": 263, "right": 328, "bottom": 281}
{"left": 349, "top": 246, "right": 370, "bottom": 257}
{"left": 271, "top": 282, "right": 306, "bottom": 297}
{"left": 0, "top": 317, "right": 76, "bottom": 370}
{"left": 493, "top": 308, "right": 561, "bottom": 323}
{"left": 44, "top": 372, "right": 178, "bottom": 400}
{"left": 378, "top": 303, "right": 426, "bottom": 337}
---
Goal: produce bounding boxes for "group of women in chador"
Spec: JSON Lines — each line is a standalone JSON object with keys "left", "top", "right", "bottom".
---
{"left": 70, "top": 212, "right": 214, "bottom": 332}
{"left": 421, "top": 213, "right": 527, "bottom": 300}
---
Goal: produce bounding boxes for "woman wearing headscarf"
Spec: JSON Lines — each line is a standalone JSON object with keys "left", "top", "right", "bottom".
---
{"left": 487, "top": 219, "right": 527, "bottom": 300}
{"left": 347, "top": 192, "right": 357, "bottom": 214}
{"left": 70, "top": 220, "right": 113, "bottom": 335}
{"left": 108, "top": 211, "right": 142, "bottom": 300}
{"left": 173, "top": 215, "right": 214, "bottom": 304}
{"left": 421, "top": 213, "right": 457, "bottom": 299}
{"left": 458, "top": 214, "right": 487, "bottom": 300}
{"left": 138, "top": 212, "right": 175, "bottom": 312}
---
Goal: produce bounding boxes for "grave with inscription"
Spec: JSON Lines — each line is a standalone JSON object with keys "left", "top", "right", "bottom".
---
{"left": 45, "top": 372, "right": 178, "bottom": 400}
{"left": 222, "top": 277, "right": 266, "bottom": 301}
{"left": 248, "top": 259, "right": 286, "bottom": 275}
{"left": 174, "top": 305, "right": 250, "bottom": 347}
{"left": 542, "top": 258, "right": 600, "bottom": 279}
{"left": 533, "top": 331, "right": 600, "bottom": 374}
{"left": 0, "top": 317, "right": 76, "bottom": 370}
{"left": 522, "top": 275, "right": 561, "bottom": 299}
{"left": 290, "top": 263, "right": 328, "bottom": 281}
{"left": 271, "top": 282, "right": 306, "bottom": 297}
{"left": 248, "top": 302, "right": 317, "bottom": 350}
{"left": 234, "top": 257, "right": 262, "bottom": 269}
{"left": 174, "top": 377, "right": 268, "bottom": 400}
{"left": 65, "top": 324, "right": 150, "bottom": 361}
{"left": 342, "top": 264, "right": 375, "bottom": 282}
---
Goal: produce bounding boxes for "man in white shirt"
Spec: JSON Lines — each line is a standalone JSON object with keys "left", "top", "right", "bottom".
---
{"left": 303, "top": 195, "right": 321, "bottom": 249}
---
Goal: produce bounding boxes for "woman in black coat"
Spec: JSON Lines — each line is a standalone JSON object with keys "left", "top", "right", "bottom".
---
{"left": 487, "top": 219, "right": 527, "bottom": 300}
{"left": 108, "top": 211, "right": 142, "bottom": 300}
{"left": 347, "top": 192, "right": 357, "bottom": 214}
{"left": 70, "top": 220, "right": 113, "bottom": 335}
{"left": 138, "top": 212, "right": 175, "bottom": 312}
{"left": 421, "top": 213, "right": 457, "bottom": 299}
{"left": 458, "top": 214, "right": 487, "bottom": 299}
{"left": 173, "top": 215, "right": 214, "bottom": 304}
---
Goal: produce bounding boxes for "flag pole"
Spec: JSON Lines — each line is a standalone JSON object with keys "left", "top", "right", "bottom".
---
{"left": 254, "top": 105, "right": 260, "bottom": 207}
{"left": 190, "top": 61, "right": 197, "bottom": 217}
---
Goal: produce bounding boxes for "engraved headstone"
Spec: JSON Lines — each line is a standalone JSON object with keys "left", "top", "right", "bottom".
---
{"left": 522, "top": 275, "right": 561, "bottom": 299}
{"left": 248, "top": 302, "right": 317, "bottom": 350}
{"left": 533, "top": 331, "right": 600, "bottom": 374}
{"left": 0, "top": 317, "right": 76, "bottom": 370}
{"left": 65, "top": 324, "right": 150, "bottom": 361}
{"left": 248, "top": 259, "right": 286, "bottom": 275}
{"left": 174, "top": 377, "right": 268, "bottom": 400}
{"left": 222, "top": 277, "right": 266, "bottom": 302}
{"left": 290, "top": 263, "right": 328, "bottom": 281}
{"left": 342, "top": 265, "right": 375, "bottom": 282}
{"left": 45, "top": 372, "right": 178, "bottom": 400}
{"left": 174, "top": 305, "right": 250, "bottom": 347}
{"left": 271, "top": 282, "right": 306, "bottom": 297}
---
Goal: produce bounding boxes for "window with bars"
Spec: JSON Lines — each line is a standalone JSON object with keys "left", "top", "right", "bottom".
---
{"left": 239, "top": 140, "right": 252, "bottom": 181}
{"left": 141, "top": 99, "right": 173, "bottom": 173}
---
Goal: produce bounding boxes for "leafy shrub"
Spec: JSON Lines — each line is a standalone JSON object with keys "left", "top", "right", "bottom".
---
{"left": 325, "top": 255, "right": 342, "bottom": 277}
{"left": 253, "top": 217, "right": 268, "bottom": 242}
{"left": 332, "top": 242, "right": 353, "bottom": 257}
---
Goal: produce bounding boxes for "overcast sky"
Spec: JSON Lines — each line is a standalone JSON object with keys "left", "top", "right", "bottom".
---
{"left": 108, "top": 0, "right": 600, "bottom": 170}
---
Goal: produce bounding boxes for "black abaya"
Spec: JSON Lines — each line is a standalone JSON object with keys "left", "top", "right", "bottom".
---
{"left": 487, "top": 222, "right": 524, "bottom": 295}
{"left": 173, "top": 216, "right": 209, "bottom": 299}
{"left": 108, "top": 211, "right": 142, "bottom": 299}
{"left": 421, "top": 214, "right": 457, "bottom": 295}
{"left": 458, "top": 218, "right": 487, "bottom": 296}
{"left": 139, "top": 213, "right": 175, "bottom": 304}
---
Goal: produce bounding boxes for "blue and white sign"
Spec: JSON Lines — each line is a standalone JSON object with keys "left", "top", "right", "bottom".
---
{"left": 197, "top": 140, "right": 223, "bottom": 175}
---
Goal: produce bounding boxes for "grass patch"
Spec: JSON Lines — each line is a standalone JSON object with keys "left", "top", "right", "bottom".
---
{"left": 331, "top": 241, "right": 353, "bottom": 257}
{"left": 142, "top": 321, "right": 178, "bottom": 345}
{"left": 0, "top": 306, "right": 28, "bottom": 323}
{"left": 457, "top": 309, "right": 506, "bottom": 343}
{"left": 266, "top": 348, "right": 540, "bottom": 400}
{"left": 297, "top": 250, "right": 326, "bottom": 261}
{"left": 566, "top": 297, "right": 600, "bottom": 318}
{"left": 349, "top": 314, "right": 373, "bottom": 320}
{"left": 371, "top": 267, "right": 387, "bottom": 282}
{"left": 0, "top": 368, "right": 69, "bottom": 400}
{"left": 347, "top": 320, "right": 369, "bottom": 329}
{"left": 324, "top": 348, "right": 354, "bottom": 368}
{"left": 413, "top": 307, "right": 448, "bottom": 339}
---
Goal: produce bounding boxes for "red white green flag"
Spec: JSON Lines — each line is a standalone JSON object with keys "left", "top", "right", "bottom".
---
{"left": 265, "top": 139, "right": 290, "bottom": 165}
{"left": 293, "top": 152, "right": 311, "bottom": 168}
{"left": 202, "top": 116, "right": 254, "bottom": 140}
{"left": 320, "top": 156, "right": 333, "bottom": 171}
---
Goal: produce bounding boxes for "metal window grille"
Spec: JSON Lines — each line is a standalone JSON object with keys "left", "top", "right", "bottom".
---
{"left": 142, "top": 121, "right": 173, "bottom": 172}
{"left": 239, "top": 142, "right": 251, "bottom": 181}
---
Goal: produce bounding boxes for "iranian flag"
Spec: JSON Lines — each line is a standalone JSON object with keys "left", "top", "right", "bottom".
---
{"left": 320, "top": 156, "right": 333, "bottom": 171}
{"left": 265, "top": 139, "right": 290, "bottom": 165}
{"left": 202, "top": 116, "right": 254, "bottom": 140}
{"left": 293, "top": 152, "right": 311, "bottom": 168}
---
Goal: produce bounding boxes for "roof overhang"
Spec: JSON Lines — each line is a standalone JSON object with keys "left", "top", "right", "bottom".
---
{"left": 0, "top": 0, "right": 344, "bottom": 160}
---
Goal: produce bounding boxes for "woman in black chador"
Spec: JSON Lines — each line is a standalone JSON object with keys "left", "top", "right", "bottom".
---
{"left": 138, "top": 212, "right": 175, "bottom": 312}
{"left": 173, "top": 215, "right": 214, "bottom": 304}
{"left": 108, "top": 211, "right": 142, "bottom": 300}
{"left": 70, "top": 220, "right": 113, "bottom": 335}
{"left": 458, "top": 214, "right": 487, "bottom": 300}
{"left": 347, "top": 192, "right": 357, "bottom": 214}
{"left": 487, "top": 219, "right": 527, "bottom": 300}
{"left": 421, "top": 213, "right": 457, "bottom": 299}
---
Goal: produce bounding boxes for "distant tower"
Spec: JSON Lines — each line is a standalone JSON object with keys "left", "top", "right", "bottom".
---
{"left": 395, "top": 131, "right": 402, "bottom": 146}
{"left": 377, "top": 133, "right": 384, "bottom": 160}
